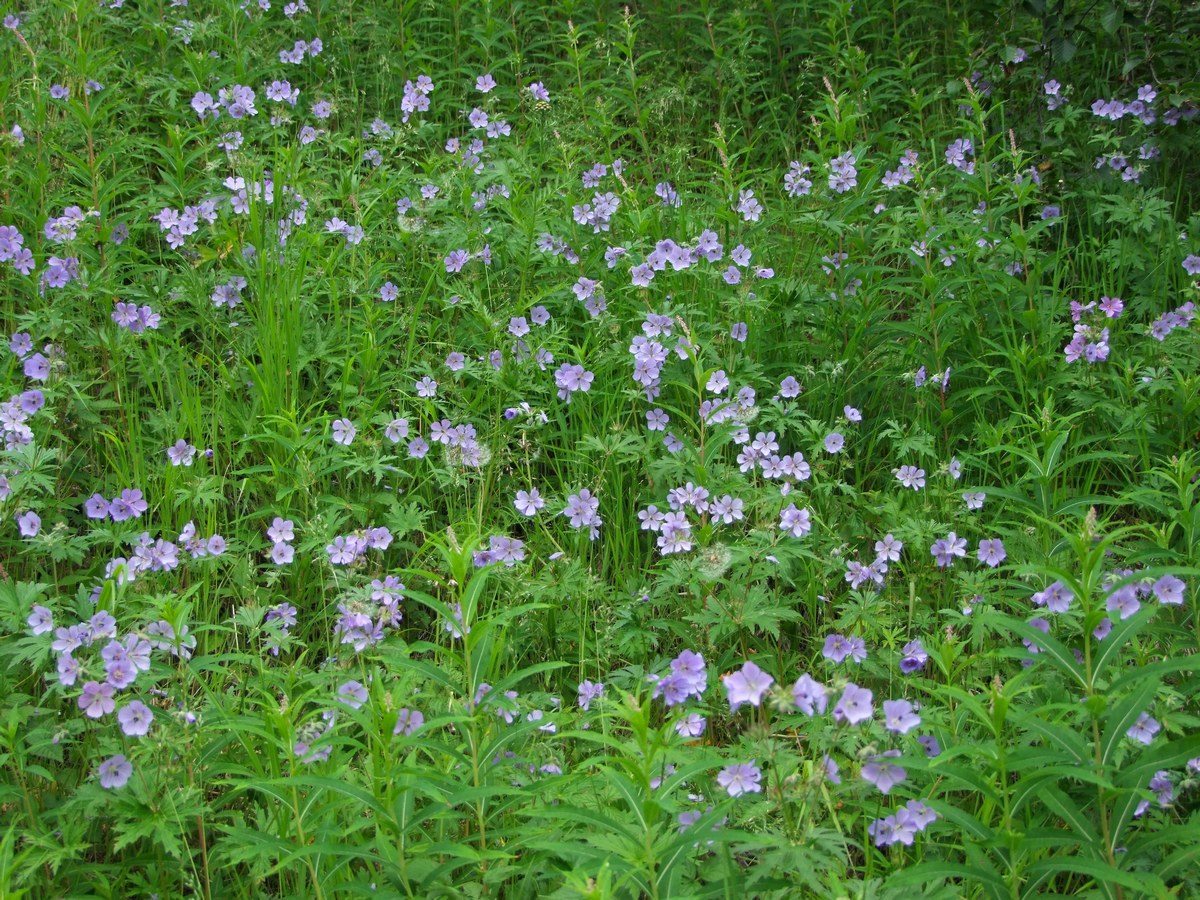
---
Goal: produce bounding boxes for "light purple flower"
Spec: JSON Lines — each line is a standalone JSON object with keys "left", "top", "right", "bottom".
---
{"left": 17, "top": 510, "right": 40, "bottom": 537}
{"left": 393, "top": 708, "right": 424, "bottom": 736}
{"left": 882, "top": 699, "right": 921, "bottom": 734}
{"left": 717, "top": 762, "right": 762, "bottom": 797}
{"left": 118, "top": 700, "right": 154, "bottom": 736}
{"left": 79, "top": 680, "right": 116, "bottom": 718}
{"left": 930, "top": 532, "right": 967, "bottom": 567}
{"left": 861, "top": 751, "right": 907, "bottom": 794}
{"left": 331, "top": 418, "right": 356, "bottom": 445}
{"left": 1127, "top": 712, "right": 1160, "bottom": 745}
{"left": 977, "top": 538, "right": 1006, "bottom": 567}
{"left": 1152, "top": 575, "right": 1185, "bottom": 605}
{"left": 833, "top": 683, "right": 873, "bottom": 725}
{"left": 791, "top": 674, "right": 828, "bottom": 715}
{"left": 98, "top": 754, "right": 132, "bottom": 789}
{"left": 723, "top": 661, "right": 774, "bottom": 710}
{"left": 514, "top": 488, "right": 545, "bottom": 516}
{"left": 778, "top": 503, "right": 812, "bottom": 538}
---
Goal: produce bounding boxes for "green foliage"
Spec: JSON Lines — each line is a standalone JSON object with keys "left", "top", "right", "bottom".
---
{"left": 0, "top": 0, "right": 1198, "bottom": 896}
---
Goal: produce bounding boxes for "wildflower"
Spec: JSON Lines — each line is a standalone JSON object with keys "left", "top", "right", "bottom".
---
{"left": 977, "top": 538, "right": 1006, "bottom": 567}
{"left": 1152, "top": 575, "right": 1185, "bottom": 605}
{"left": 930, "top": 533, "right": 967, "bottom": 567}
{"left": 98, "top": 754, "right": 133, "bottom": 789}
{"left": 823, "top": 634, "right": 867, "bottom": 664}
{"left": 554, "top": 364, "right": 594, "bottom": 400}
{"left": 562, "top": 489, "right": 602, "bottom": 536}
{"left": 1127, "top": 712, "right": 1160, "bottom": 745}
{"left": 736, "top": 189, "right": 763, "bottom": 222}
{"left": 118, "top": 700, "right": 154, "bottom": 736}
{"left": 875, "top": 534, "right": 903, "bottom": 562}
{"left": 861, "top": 751, "right": 907, "bottom": 794}
{"left": 791, "top": 674, "right": 828, "bottom": 715}
{"left": 882, "top": 699, "right": 921, "bottom": 734}
{"left": 167, "top": 439, "right": 197, "bottom": 466}
{"left": 24, "top": 353, "right": 50, "bottom": 381}
{"left": 833, "top": 683, "right": 873, "bottom": 725}
{"left": 723, "top": 661, "right": 774, "bottom": 710}
{"left": 17, "top": 510, "right": 40, "bottom": 537}
{"left": 27, "top": 605, "right": 53, "bottom": 635}
{"left": 577, "top": 680, "right": 605, "bottom": 710}
{"left": 394, "top": 708, "right": 424, "bottom": 736}
{"left": 79, "top": 681, "right": 116, "bottom": 718}
{"left": 337, "top": 681, "right": 369, "bottom": 709}
{"left": 512, "top": 488, "right": 545, "bottom": 516}
{"left": 717, "top": 762, "right": 762, "bottom": 797}
{"left": 778, "top": 504, "right": 812, "bottom": 538}
{"left": 676, "top": 712, "right": 706, "bottom": 737}
{"left": 899, "top": 640, "right": 929, "bottom": 674}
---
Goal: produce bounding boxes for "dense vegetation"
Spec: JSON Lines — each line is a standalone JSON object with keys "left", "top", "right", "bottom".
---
{"left": 1, "top": 0, "right": 1199, "bottom": 896}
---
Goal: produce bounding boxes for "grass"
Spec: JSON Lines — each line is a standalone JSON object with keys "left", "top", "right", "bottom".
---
{"left": 1, "top": 0, "right": 1199, "bottom": 896}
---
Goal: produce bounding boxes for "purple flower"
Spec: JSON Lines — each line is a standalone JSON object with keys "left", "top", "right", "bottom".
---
{"left": 977, "top": 538, "right": 1006, "bottom": 567}
{"left": 675, "top": 712, "right": 706, "bottom": 737}
{"left": 778, "top": 503, "right": 812, "bottom": 538}
{"left": 393, "top": 708, "right": 424, "bottom": 736}
{"left": 98, "top": 754, "right": 133, "bottom": 789}
{"left": 109, "top": 489, "right": 148, "bottom": 522}
{"left": 331, "top": 418, "right": 356, "bottom": 446}
{"left": 444, "top": 249, "right": 470, "bottom": 273}
{"left": 861, "top": 751, "right": 907, "bottom": 794}
{"left": 337, "top": 680, "right": 369, "bottom": 709}
{"left": 118, "top": 700, "right": 154, "bottom": 736}
{"left": 16, "top": 510, "right": 40, "bottom": 537}
{"left": 167, "top": 439, "right": 197, "bottom": 466}
{"left": 24, "top": 353, "right": 50, "bottom": 381}
{"left": 723, "top": 661, "right": 774, "bottom": 710}
{"left": 577, "top": 680, "right": 605, "bottom": 711}
{"left": 899, "top": 639, "right": 928, "bottom": 674}
{"left": 27, "top": 604, "right": 53, "bottom": 635}
{"left": 514, "top": 488, "right": 545, "bottom": 516}
{"left": 895, "top": 465, "right": 925, "bottom": 490}
{"left": 717, "top": 762, "right": 762, "bottom": 797}
{"left": 1127, "top": 712, "right": 1160, "bottom": 745}
{"left": 930, "top": 532, "right": 967, "bottom": 567}
{"left": 1106, "top": 584, "right": 1141, "bottom": 620}
{"left": 791, "top": 674, "right": 828, "bottom": 715}
{"left": 824, "top": 432, "right": 845, "bottom": 453}
{"left": 882, "top": 699, "right": 921, "bottom": 734}
{"left": 832, "top": 683, "right": 873, "bottom": 725}
{"left": 79, "top": 680, "right": 116, "bottom": 718}
{"left": 8, "top": 331, "right": 32, "bottom": 357}
{"left": 562, "top": 489, "right": 602, "bottom": 535}
{"left": 554, "top": 363, "right": 595, "bottom": 400}
{"left": 875, "top": 533, "right": 903, "bottom": 562}
{"left": 822, "top": 633, "right": 867, "bottom": 664}
{"left": 1152, "top": 575, "right": 1185, "bottom": 605}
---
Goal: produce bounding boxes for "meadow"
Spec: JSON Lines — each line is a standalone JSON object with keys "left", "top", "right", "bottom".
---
{"left": 1, "top": 0, "right": 1199, "bottom": 896}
